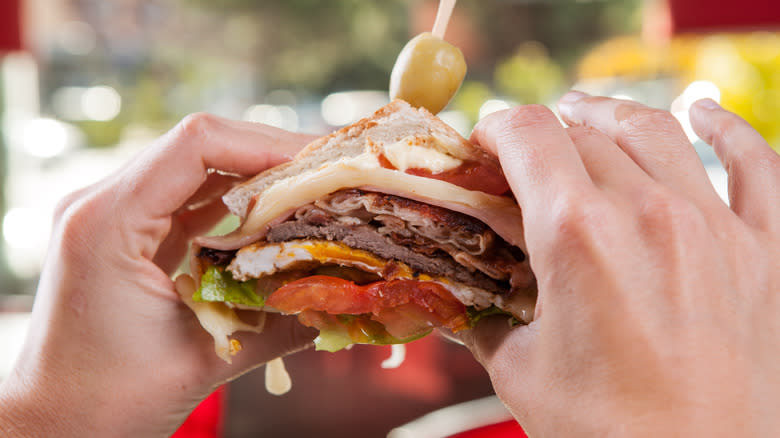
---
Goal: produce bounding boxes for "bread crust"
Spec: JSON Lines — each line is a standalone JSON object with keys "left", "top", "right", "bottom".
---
{"left": 223, "top": 99, "right": 499, "bottom": 218}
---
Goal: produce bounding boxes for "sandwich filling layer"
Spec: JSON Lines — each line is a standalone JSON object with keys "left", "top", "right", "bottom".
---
{"left": 196, "top": 190, "right": 536, "bottom": 351}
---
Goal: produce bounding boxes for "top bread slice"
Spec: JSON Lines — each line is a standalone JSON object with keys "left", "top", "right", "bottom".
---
{"left": 222, "top": 99, "right": 498, "bottom": 219}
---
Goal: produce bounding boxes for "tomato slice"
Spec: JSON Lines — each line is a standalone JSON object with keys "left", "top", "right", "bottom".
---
{"left": 266, "top": 276, "right": 470, "bottom": 341}
{"left": 378, "top": 154, "right": 510, "bottom": 195}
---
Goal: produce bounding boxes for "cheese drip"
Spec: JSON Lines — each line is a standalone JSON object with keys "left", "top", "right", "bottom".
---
{"left": 265, "top": 357, "right": 292, "bottom": 395}
{"left": 174, "top": 274, "right": 265, "bottom": 363}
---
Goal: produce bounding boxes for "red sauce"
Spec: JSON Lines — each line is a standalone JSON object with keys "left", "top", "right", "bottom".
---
{"left": 378, "top": 153, "right": 509, "bottom": 195}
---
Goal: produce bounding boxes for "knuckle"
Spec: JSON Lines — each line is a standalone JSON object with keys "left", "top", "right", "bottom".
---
{"left": 619, "top": 107, "right": 685, "bottom": 142}
{"left": 547, "top": 190, "right": 609, "bottom": 246}
{"left": 504, "top": 104, "right": 556, "bottom": 129}
{"left": 710, "top": 113, "right": 743, "bottom": 146}
{"left": 53, "top": 189, "right": 109, "bottom": 240}
{"left": 625, "top": 107, "right": 679, "bottom": 130}
{"left": 566, "top": 125, "right": 610, "bottom": 147}
{"left": 171, "top": 112, "right": 218, "bottom": 142}
{"left": 52, "top": 188, "right": 88, "bottom": 226}
{"left": 638, "top": 187, "right": 703, "bottom": 232}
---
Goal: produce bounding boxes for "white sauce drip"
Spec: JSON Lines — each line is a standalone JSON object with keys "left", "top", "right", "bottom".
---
{"left": 265, "top": 357, "right": 292, "bottom": 395}
{"left": 381, "top": 344, "right": 407, "bottom": 369}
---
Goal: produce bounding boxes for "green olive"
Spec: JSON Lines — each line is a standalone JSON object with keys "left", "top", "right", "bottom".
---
{"left": 389, "top": 32, "right": 467, "bottom": 114}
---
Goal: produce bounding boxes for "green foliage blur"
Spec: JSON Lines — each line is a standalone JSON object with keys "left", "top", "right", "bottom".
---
{"left": 494, "top": 42, "right": 565, "bottom": 105}
{"left": 48, "top": 0, "right": 646, "bottom": 146}
{"left": 182, "top": 0, "right": 411, "bottom": 92}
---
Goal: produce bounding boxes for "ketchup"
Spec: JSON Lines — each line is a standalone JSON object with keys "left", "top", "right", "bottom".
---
{"left": 377, "top": 154, "right": 510, "bottom": 196}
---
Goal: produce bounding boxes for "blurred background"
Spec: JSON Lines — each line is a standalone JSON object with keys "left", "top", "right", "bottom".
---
{"left": 0, "top": 0, "right": 778, "bottom": 436}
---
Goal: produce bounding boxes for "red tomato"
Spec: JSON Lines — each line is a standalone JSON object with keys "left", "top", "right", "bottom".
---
{"left": 377, "top": 154, "right": 510, "bottom": 196}
{"left": 266, "top": 276, "right": 470, "bottom": 341}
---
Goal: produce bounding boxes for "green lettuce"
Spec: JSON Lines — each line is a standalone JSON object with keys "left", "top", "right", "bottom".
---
{"left": 313, "top": 323, "right": 354, "bottom": 352}
{"left": 194, "top": 266, "right": 264, "bottom": 308}
{"left": 315, "top": 315, "right": 432, "bottom": 352}
{"left": 466, "top": 305, "right": 517, "bottom": 326}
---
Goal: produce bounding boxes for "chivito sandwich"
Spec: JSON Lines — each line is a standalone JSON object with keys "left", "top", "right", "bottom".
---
{"left": 177, "top": 100, "right": 537, "bottom": 371}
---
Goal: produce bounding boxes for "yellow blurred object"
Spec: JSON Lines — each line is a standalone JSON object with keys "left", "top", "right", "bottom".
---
{"left": 577, "top": 32, "right": 780, "bottom": 150}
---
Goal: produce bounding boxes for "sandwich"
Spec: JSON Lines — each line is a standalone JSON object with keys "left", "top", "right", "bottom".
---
{"left": 178, "top": 100, "right": 537, "bottom": 363}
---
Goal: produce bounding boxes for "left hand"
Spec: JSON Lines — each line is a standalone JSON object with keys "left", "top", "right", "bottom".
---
{"left": 0, "top": 113, "right": 318, "bottom": 437}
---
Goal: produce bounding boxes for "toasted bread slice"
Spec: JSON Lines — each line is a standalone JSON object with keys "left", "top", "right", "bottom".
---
{"left": 223, "top": 99, "right": 497, "bottom": 219}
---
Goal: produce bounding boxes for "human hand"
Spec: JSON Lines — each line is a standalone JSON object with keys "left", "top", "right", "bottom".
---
{"left": 460, "top": 93, "right": 780, "bottom": 436}
{"left": 0, "top": 114, "right": 318, "bottom": 437}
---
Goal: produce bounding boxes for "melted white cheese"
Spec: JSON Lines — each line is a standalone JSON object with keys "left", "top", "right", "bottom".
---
{"left": 383, "top": 139, "right": 462, "bottom": 173}
{"left": 174, "top": 274, "right": 265, "bottom": 363}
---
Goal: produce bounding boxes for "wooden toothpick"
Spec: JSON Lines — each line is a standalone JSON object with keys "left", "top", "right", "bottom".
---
{"left": 432, "top": 0, "right": 456, "bottom": 40}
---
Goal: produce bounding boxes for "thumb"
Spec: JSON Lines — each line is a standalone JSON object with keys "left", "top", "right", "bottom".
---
{"left": 173, "top": 274, "right": 316, "bottom": 384}
{"left": 459, "top": 316, "right": 534, "bottom": 368}
{"left": 216, "top": 313, "right": 317, "bottom": 382}
{"left": 458, "top": 316, "right": 537, "bottom": 422}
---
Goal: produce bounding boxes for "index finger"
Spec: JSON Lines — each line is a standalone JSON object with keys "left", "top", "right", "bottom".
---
{"left": 114, "top": 113, "right": 316, "bottom": 220}
{"left": 471, "top": 105, "right": 594, "bottom": 228}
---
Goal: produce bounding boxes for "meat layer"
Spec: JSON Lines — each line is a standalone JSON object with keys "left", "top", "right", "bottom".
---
{"left": 264, "top": 190, "right": 532, "bottom": 294}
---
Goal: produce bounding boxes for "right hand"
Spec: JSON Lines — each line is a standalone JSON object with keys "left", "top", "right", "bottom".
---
{"left": 460, "top": 93, "right": 780, "bottom": 436}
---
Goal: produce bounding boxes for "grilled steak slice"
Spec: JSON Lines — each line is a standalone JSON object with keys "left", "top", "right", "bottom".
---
{"left": 265, "top": 189, "right": 531, "bottom": 294}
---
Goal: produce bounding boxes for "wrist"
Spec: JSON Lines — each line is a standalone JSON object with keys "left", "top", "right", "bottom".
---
{"left": 0, "top": 375, "right": 76, "bottom": 438}
{"left": 0, "top": 373, "right": 178, "bottom": 438}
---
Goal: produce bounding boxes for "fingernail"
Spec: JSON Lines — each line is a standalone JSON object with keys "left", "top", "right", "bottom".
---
{"left": 557, "top": 90, "right": 588, "bottom": 121}
{"left": 694, "top": 98, "right": 721, "bottom": 110}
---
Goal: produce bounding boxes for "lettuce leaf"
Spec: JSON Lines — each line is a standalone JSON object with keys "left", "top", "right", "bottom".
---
{"left": 315, "top": 315, "right": 432, "bottom": 352}
{"left": 314, "top": 323, "right": 354, "bottom": 352}
{"left": 194, "top": 266, "right": 264, "bottom": 308}
{"left": 466, "top": 305, "right": 517, "bottom": 326}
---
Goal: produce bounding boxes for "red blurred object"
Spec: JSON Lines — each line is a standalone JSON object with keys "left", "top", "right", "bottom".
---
{"left": 172, "top": 387, "right": 225, "bottom": 438}
{"left": 669, "top": 0, "right": 780, "bottom": 33}
{"left": 448, "top": 420, "right": 527, "bottom": 438}
{"left": 0, "top": 0, "right": 22, "bottom": 52}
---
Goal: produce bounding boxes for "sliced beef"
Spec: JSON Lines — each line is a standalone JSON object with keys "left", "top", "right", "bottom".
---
{"left": 267, "top": 220, "right": 508, "bottom": 294}
{"left": 265, "top": 189, "right": 530, "bottom": 294}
